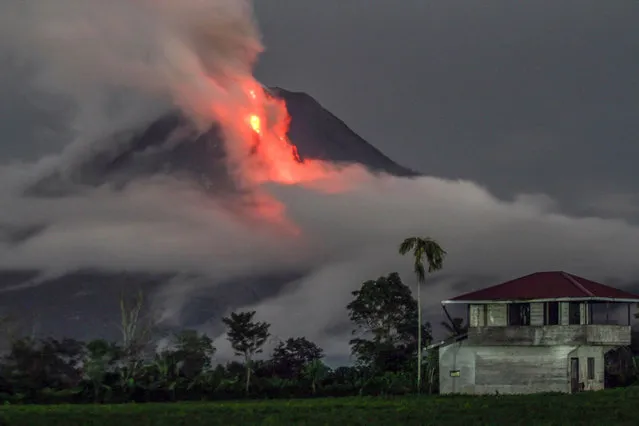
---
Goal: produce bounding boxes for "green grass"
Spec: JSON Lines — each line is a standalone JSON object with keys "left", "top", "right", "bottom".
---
{"left": 1, "top": 387, "right": 638, "bottom": 425}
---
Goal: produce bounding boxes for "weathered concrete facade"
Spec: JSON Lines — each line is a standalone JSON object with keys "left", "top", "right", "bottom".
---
{"left": 465, "top": 324, "right": 630, "bottom": 346}
{"left": 439, "top": 301, "right": 630, "bottom": 395}
{"left": 439, "top": 342, "right": 609, "bottom": 394}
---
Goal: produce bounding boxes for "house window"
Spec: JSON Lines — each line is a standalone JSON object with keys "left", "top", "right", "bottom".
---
{"left": 508, "top": 303, "right": 531, "bottom": 326}
{"left": 545, "top": 302, "right": 559, "bottom": 325}
{"left": 587, "top": 357, "right": 595, "bottom": 380}
{"left": 568, "top": 302, "right": 581, "bottom": 325}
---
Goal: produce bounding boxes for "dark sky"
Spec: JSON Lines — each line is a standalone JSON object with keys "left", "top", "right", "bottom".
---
{"left": 2, "top": 1, "right": 638, "bottom": 218}
{"left": 252, "top": 1, "right": 639, "bottom": 217}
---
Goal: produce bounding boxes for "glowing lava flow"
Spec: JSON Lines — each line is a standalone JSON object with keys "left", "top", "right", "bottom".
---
{"left": 239, "top": 82, "right": 335, "bottom": 187}
{"left": 249, "top": 114, "right": 261, "bottom": 134}
{"left": 213, "top": 80, "right": 355, "bottom": 235}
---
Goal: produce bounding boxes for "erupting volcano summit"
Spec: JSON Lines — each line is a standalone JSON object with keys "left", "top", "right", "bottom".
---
{"left": 9, "top": 85, "right": 418, "bottom": 342}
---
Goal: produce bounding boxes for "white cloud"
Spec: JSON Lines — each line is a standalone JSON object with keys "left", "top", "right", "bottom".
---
{"left": 4, "top": 161, "right": 639, "bottom": 360}
{"left": 3, "top": 0, "right": 639, "bottom": 363}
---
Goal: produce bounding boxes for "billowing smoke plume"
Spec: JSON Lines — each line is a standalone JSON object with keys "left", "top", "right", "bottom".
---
{"left": 2, "top": 0, "right": 639, "bottom": 363}
{"left": 0, "top": 0, "right": 262, "bottom": 157}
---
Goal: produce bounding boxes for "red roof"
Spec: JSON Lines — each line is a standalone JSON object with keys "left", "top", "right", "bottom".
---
{"left": 443, "top": 271, "right": 639, "bottom": 303}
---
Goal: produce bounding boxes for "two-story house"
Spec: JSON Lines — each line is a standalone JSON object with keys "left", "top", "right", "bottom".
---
{"left": 434, "top": 271, "right": 639, "bottom": 395}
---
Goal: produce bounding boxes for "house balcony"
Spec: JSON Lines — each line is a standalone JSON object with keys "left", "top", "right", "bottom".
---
{"left": 466, "top": 325, "right": 631, "bottom": 347}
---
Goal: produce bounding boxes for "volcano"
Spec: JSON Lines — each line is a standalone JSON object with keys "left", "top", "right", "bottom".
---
{"left": 30, "top": 87, "right": 416, "bottom": 196}
{"left": 1, "top": 87, "right": 417, "bottom": 345}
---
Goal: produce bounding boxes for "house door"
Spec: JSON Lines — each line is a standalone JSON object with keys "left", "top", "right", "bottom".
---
{"left": 570, "top": 357, "right": 580, "bottom": 393}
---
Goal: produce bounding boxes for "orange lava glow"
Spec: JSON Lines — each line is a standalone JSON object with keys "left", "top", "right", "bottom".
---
{"left": 212, "top": 78, "right": 354, "bottom": 234}
{"left": 236, "top": 80, "right": 338, "bottom": 187}
{"left": 249, "top": 114, "right": 261, "bottom": 134}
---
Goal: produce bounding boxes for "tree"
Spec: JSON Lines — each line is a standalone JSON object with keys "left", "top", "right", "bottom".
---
{"left": 347, "top": 273, "right": 431, "bottom": 373}
{"left": 119, "top": 290, "right": 155, "bottom": 359}
{"left": 117, "top": 290, "right": 157, "bottom": 398}
{"left": 222, "top": 311, "right": 270, "bottom": 395}
{"left": 0, "top": 314, "right": 17, "bottom": 353}
{"left": 423, "top": 347, "right": 439, "bottom": 394}
{"left": 271, "top": 337, "right": 324, "bottom": 379}
{"left": 173, "top": 329, "right": 215, "bottom": 379}
{"left": 302, "top": 359, "right": 330, "bottom": 394}
{"left": 143, "top": 350, "right": 180, "bottom": 401}
{"left": 2, "top": 337, "right": 85, "bottom": 398}
{"left": 84, "top": 339, "right": 121, "bottom": 402}
{"left": 399, "top": 236, "right": 446, "bottom": 392}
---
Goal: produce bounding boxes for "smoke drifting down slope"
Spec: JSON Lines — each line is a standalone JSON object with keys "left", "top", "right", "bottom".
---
{"left": 4, "top": 86, "right": 639, "bottom": 361}
{"left": 3, "top": 0, "right": 639, "bottom": 362}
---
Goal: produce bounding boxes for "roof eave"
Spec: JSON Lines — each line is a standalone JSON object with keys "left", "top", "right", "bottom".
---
{"left": 441, "top": 297, "right": 639, "bottom": 305}
{"left": 425, "top": 333, "right": 469, "bottom": 351}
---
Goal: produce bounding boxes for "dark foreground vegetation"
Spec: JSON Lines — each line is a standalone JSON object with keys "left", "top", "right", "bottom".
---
{"left": 0, "top": 237, "right": 454, "bottom": 404}
{"left": 1, "top": 388, "right": 639, "bottom": 426}
{"left": 0, "top": 237, "right": 638, "bottom": 425}
{"left": 0, "top": 271, "right": 448, "bottom": 404}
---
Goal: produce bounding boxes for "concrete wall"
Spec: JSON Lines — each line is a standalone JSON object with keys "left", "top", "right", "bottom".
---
{"left": 446, "top": 300, "right": 626, "bottom": 394}
{"left": 438, "top": 341, "right": 476, "bottom": 394}
{"left": 439, "top": 341, "right": 615, "bottom": 395}
{"left": 569, "top": 346, "right": 606, "bottom": 391}
{"left": 586, "top": 326, "right": 631, "bottom": 345}
{"left": 560, "top": 302, "right": 570, "bottom": 325}
{"left": 466, "top": 325, "right": 631, "bottom": 347}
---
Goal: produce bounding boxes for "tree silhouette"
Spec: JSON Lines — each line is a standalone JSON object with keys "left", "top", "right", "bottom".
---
{"left": 271, "top": 337, "right": 324, "bottom": 379}
{"left": 399, "top": 237, "right": 446, "bottom": 392}
{"left": 222, "top": 311, "right": 270, "bottom": 395}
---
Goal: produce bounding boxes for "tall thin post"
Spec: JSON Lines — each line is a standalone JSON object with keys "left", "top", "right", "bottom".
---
{"left": 417, "top": 277, "right": 422, "bottom": 393}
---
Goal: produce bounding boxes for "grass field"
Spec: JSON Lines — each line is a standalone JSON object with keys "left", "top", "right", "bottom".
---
{"left": 0, "top": 387, "right": 638, "bottom": 425}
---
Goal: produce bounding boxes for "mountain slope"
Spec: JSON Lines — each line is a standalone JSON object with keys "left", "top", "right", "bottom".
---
{"left": 30, "top": 87, "right": 416, "bottom": 196}
{"left": 3, "top": 87, "right": 417, "bottom": 343}
{"left": 270, "top": 87, "right": 416, "bottom": 177}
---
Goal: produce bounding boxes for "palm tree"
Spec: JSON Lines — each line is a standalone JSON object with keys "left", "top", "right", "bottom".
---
{"left": 399, "top": 237, "right": 446, "bottom": 392}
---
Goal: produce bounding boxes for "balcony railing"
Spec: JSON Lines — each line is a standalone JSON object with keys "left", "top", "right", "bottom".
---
{"left": 466, "top": 325, "right": 630, "bottom": 346}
